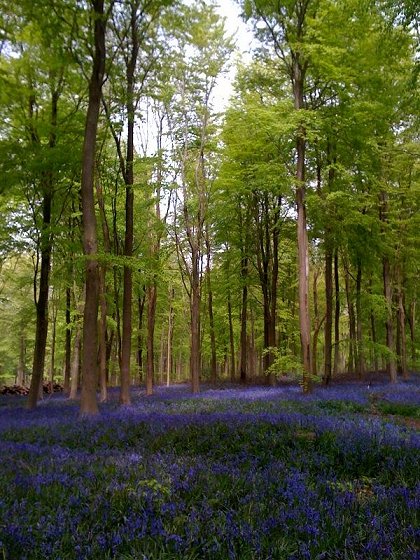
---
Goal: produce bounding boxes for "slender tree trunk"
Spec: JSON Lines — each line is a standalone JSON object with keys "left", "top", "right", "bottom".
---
{"left": 146, "top": 284, "right": 157, "bottom": 395}
{"left": 17, "top": 331, "right": 25, "bottom": 386}
{"left": 205, "top": 226, "right": 217, "bottom": 383}
{"left": 69, "top": 327, "right": 82, "bottom": 400}
{"left": 27, "top": 192, "right": 52, "bottom": 409}
{"left": 368, "top": 282, "right": 378, "bottom": 376}
{"left": 383, "top": 256, "right": 397, "bottom": 382}
{"left": 408, "top": 300, "right": 416, "bottom": 367}
{"left": 324, "top": 249, "right": 333, "bottom": 385}
{"left": 190, "top": 249, "right": 201, "bottom": 394}
{"left": 333, "top": 250, "right": 341, "bottom": 377}
{"left": 137, "top": 289, "right": 146, "bottom": 382}
{"left": 355, "top": 261, "right": 365, "bottom": 379}
{"left": 49, "top": 301, "right": 57, "bottom": 390}
{"left": 227, "top": 291, "right": 235, "bottom": 382}
{"left": 64, "top": 286, "right": 71, "bottom": 394}
{"left": 98, "top": 267, "right": 108, "bottom": 402}
{"left": 239, "top": 255, "right": 248, "bottom": 384}
{"left": 80, "top": 0, "right": 106, "bottom": 416}
{"left": 293, "top": 57, "right": 312, "bottom": 392}
{"left": 397, "top": 286, "right": 408, "bottom": 379}
{"left": 344, "top": 266, "right": 356, "bottom": 375}
{"left": 166, "top": 291, "right": 174, "bottom": 387}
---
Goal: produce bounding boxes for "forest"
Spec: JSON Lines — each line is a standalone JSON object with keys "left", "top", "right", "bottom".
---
{"left": 0, "top": 2, "right": 419, "bottom": 558}
{"left": 0, "top": 0, "right": 419, "bottom": 413}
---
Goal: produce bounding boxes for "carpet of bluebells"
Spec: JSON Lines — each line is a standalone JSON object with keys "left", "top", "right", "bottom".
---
{"left": 0, "top": 378, "right": 419, "bottom": 560}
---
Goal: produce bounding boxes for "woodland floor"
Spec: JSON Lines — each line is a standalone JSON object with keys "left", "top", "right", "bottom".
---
{"left": 0, "top": 376, "right": 419, "bottom": 559}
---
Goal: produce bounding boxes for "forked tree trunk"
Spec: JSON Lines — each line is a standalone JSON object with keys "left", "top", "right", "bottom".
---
{"left": 80, "top": 0, "right": 107, "bottom": 416}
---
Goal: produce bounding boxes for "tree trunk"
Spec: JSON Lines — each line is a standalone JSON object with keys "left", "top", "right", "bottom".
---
{"left": 408, "top": 300, "right": 416, "bottom": 367}
{"left": 49, "top": 300, "right": 57, "bottom": 391}
{"left": 137, "top": 289, "right": 146, "bottom": 382}
{"left": 98, "top": 267, "right": 108, "bottom": 402}
{"left": 64, "top": 286, "right": 71, "bottom": 394}
{"left": 166, "top": 290, "right": 174, "bottom": 386}
{"left": 80, "top": 0, "right": 106, "bottom": 416}
{"left": 69, "top": 326, "right": 82, "bottom": 400}
{"left": 355, "top": 261, "right": 365, "bottom": 379}
{"left": 227, "top": 291, "right": 235, "bottom": 382}
{"left": 293, "top": 56, "right": 311, "bottom": 392}
{"left": 190, "top": 252, "right": 201, "bottom": 394}
{"left": 383, "top": 256, "right": 397, "bottom": 382}
{"left": 205, "top": 226, "right": 217, "bottom": 383}
{"left": 333, "top": 250, "right": 341, "bottom": 377}
{"left": 27, "top": 191, "right": 52, "bottom": 409}
{"left": 239, "top": 255, "right": 248, "bottom": 384}
{"left": 324, "top": 249, "right": 333, "bottom": 385}
{"left": 345, "top": 267, "right": 356, "bottom": 375}
{"left": 146, "top": 284, "right": 157, "bottom": 395}
{"left": 397, "top": 286, "right": 408, "bottom": 379}
{"left": 17, "top": 331, "right": 26, "bottom": 387}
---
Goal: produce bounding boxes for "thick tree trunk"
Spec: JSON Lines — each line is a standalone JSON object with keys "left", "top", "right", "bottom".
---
{"left": 80, "top": 0, "right": 106, "bottom": 416}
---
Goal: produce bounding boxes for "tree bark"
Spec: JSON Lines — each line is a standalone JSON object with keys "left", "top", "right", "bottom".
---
{"left": 239, "top": 254, "right": 248, "bottom": 384}
{"left": 146, "top": 284, "right": 157, "bottom": 395}
{"left": 64, "top": 286, "right": 72, "bottom": 394}
{"left": 27, "top": 191, "right": 52, "bottom": 409}
{"left": 355, "top": 261, "right": 365, "bottom": 379}
{"left": 80, "top": 0, "right": 107, "bottom": 416}
{"left": 333, "top": 250, "right": 341, "bottom": 377}
{"left": 323, "top": 249, "right": 333, "bottom": 385}
{"left": 383, "top": 256, "right": 397, "bottom": 382}
{"left": 205, "top": 226, "right": 217, "bottom": 383}
{"left": 227, "top": 291, "right": 235, "bottom": 382}
{"left": 293, "top": 55, "right": 312, "bottom": 392}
